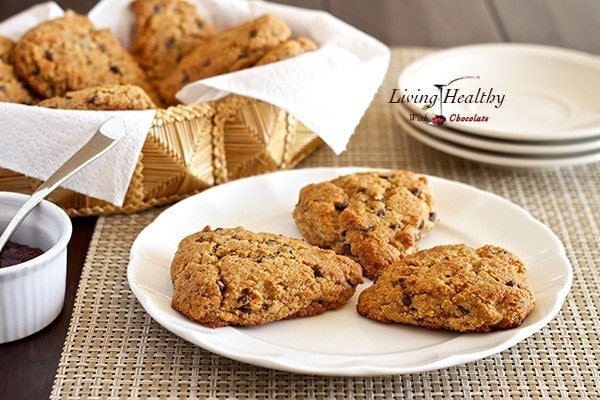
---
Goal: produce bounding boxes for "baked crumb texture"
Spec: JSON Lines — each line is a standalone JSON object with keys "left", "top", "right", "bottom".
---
{"left": 170, "top": 226, "right": 363, "bottom": 328}
{"left": 293, "top": 170, "right": 436, "bottom": 280}
{"left": 357, "top": 244, "right": 536, "bottom": 332}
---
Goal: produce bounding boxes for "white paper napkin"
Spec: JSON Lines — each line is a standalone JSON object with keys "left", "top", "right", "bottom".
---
{"left": 0, "top": 104, "right": 155, "bottom": 206}
{"left": 0, "top": 0, "right": 389, "bottom": 206}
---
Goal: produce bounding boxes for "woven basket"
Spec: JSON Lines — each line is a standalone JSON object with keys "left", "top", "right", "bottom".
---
{"left": 0, "top": 97, "right": 322, "bottom": 216}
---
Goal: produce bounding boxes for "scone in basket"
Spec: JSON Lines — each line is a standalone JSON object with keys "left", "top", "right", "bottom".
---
{"left": 0, "top": 0, "right": 389, "bottom": 216}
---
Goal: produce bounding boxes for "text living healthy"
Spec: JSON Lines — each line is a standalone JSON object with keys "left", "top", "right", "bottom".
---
{"left": 389, "top": 88, "right": 506, "bottom": 109}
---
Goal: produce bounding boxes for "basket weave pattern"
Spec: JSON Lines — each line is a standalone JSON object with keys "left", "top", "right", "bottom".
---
{"left": 0, "top": 97, "right": 322, "bottom": 216}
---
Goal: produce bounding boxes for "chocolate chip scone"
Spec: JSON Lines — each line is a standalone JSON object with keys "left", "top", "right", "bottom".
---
{"left": 38, "top": 84, "right": 156, "bottom": 110}
{"left": 13, "top": 11, "right": 160, "bottom": 104}
{"left": 0, "top": 35, "right": 14, "bottom": 64}
{"left": 157, "top": 14, "right": 291, "bottom": 105}
{"left": 130, "top": 0, "right": 217, "bottom": 82}
{"left": 0, "top": 60, "right": 36, "bottom": 104}
{"left": 357, "top": 244, "right": 536, "bottom": 333}
{"left": 293, "top": 170, "right": 436, "bottom": 279}
{"left": 170, "top": 226, "right": 363, "bottom": 328}
{"left": 254, "top": 37, "right": 317, "bottom": 66}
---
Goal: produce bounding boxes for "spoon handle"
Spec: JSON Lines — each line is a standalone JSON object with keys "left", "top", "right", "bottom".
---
{"left": 0, "top": 117, "right": 125, "bottom": 252}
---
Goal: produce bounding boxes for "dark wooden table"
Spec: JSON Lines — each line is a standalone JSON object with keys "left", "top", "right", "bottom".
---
{"left": 0, "top": 217, "right": 97, "bottom": 400}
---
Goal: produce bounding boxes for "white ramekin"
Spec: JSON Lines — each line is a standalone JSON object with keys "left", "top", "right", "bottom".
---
{"left": 0, "top": 191, "right": 72, "bottom": 343}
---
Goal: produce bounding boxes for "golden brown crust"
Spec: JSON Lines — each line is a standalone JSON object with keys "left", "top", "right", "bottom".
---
{"left": 356, "top": 244, "right": 536, "bottom": 332}
{"left": 130, "top": 0, "right": 217, "bottom": 82}
{"left": 38, "top": 84, "right": 156, "bottom": 110}
{"left": 0, "top": 60, "right": 36, "bottom": 104}
{"left": 293, "top": 170, "right": 436, "bottom": 279}
{"left": 157, "top": 14, "right": 291, "bottom": 105}
{"left": 13, "top": 11, "right": 160, "bottom": 104}
{"left": 170, "top": 226, "right": 363, "bottom": 328}
{"left": 0, "top": 35, "right": 15, "bottom": 64}
{"left": 254, "top": 37, "right": 317, "bottom": 66}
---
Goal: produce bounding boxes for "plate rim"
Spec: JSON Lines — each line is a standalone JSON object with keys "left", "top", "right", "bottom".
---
{"left": 397, "top": 43, "right": 600, "bottom": 141}
{"left": 393, "top": 107, "right": 600, "bottom": 169}
{"left": 127, "top": 167, "right": 573, "bottom": 376}
{"left": 394, "top": 102, "right": 600, "bottom": 153}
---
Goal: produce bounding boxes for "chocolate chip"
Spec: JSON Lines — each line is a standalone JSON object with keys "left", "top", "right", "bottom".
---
{"left": 389, "top": 223, "right": 399, "bottom": 230}
{"left": 402, "top": 293, "right": 412, "bottom": 306}
{"left": 248, "top": 29, "right": 258, "bottom": 38}
{"left": 376, "top": 209, "right": 385, "bottom": 217}
{"left": 109, "top": 65, "right": 121, "bottom": 74}
{"left": 418, "top": 220, "right": 425, "bottom": 229}
{"left": 458, "top": 305, "right": 470, "bottom": 315}
{"left": 506, "top": 281, "right": 515, "bottom": 287}
{"left": 256, "top": 256, "right": 264, "bottom": 263}
{"left": 238, "top": 289, "right": 251, "bottom": 307}
{"left": 238, "top": 295, "right": 250, "bottom": 304}
{"left": 44, "top": 50, "right": 54, "bottom": 61}
{"left": 394, "top": 278, "right": 406, "bottom": 287}
{"left": 238, "top": 304, "right": 252, "bottom": 314}
{"left": 428, "top": 212, "right": 437, "bottom": 222}
{"left": 217, "top": 280, "right": 226, "bottom": 293}
{"left": 342, "top": 243, "right": 352, "bottom": 255}
{"left": 153, "top": 5, "right": 163, "bottom": 14}
{"left": 165, "top": 37, "right": 176, "bottom": 50}
{"left": 87, "top": 95, "right": 100, "bottom": 105}
{"left": 312, "top": 266, "right": 324, "bottom": 278}
{"left": 410, "top": 188, "right": 423, "bottom": 196}
{"left": 334, "top": 201, "right": 349, "bottom": 211}
{"left": 359, "top": 226, "right": 374, "bottom": 232}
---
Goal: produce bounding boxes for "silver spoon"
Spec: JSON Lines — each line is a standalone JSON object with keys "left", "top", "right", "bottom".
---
{"left": 0, "top": 117, "right": 126, "bottom": 253}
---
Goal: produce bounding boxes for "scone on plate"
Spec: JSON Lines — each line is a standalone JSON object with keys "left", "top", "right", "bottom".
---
{"left": 170, "top": 226, "right": 363, "bottom": 328}
{"left": 293, "top": 170, "right": 436, "bottom": 279}
{"left": 356, "top": 244, "right": 536, "bottom": 333}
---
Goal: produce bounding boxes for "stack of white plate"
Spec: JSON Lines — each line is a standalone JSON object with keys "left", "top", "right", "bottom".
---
{"left": 393, "top": 43, "right": 600, "bottom": 168}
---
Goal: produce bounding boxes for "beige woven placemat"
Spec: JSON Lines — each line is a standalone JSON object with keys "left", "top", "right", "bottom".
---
{"left": 51, "top": 47, "right": 600, "bottom": 399}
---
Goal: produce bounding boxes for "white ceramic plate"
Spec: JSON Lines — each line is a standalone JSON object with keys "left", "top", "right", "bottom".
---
{"left": 395, "top": 102, "right": 600, "bottom": 155}
{"left": 393, "top": 107, "right": 600, "bottom": 169}
{"left": 398, "top": 44, "right": 600, "bottom": 141}
{"left": 128, "top": 167, "right": 572, "bottom": 376}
